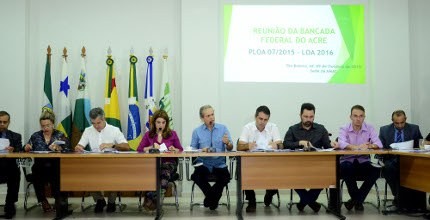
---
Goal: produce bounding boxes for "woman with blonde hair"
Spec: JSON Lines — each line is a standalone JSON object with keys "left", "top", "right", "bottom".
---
{"left": 24, "top": 110, "right": 70, "bottom": 214}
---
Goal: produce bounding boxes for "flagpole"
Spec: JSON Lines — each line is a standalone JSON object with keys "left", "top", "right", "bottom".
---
{"left": 81, "top": 46, "right": 86, "bottom": 58}
{"left": 47, "top": 45, "right": 52, "bottom": 62}
{"left": 63, "top": 47, "right": 68, "bottom": 60}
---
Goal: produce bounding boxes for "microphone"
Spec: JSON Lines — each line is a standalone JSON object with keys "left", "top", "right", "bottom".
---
{"left": 149, "top": 148, "right": 160, "bottom": 154}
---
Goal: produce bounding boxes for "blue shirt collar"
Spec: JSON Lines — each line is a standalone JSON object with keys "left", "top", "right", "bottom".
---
{"left": 203, "top": 123, "right": 218, "bottom": 131}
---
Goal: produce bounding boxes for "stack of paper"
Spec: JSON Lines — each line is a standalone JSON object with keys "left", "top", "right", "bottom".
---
{"left": 390, "top": 140, "right": 413, "bottom": 150}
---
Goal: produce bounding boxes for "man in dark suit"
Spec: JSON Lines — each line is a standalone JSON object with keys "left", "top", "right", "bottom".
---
{"left": 379, "top": 110, "right": 422, "bottom": 207}
{"left": 0, "top": 111, "right": 22, "bottom": 219}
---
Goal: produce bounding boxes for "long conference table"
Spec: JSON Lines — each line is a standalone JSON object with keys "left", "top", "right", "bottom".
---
{"left": 2, "top": 149, "right": 429, "bottom": 220}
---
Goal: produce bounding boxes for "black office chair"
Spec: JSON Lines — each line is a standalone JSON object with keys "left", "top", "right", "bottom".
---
{"left": 373, "top": 155, "right": 395, "bottom": 210}
{"left": 16, "top": 158, "right": 41, "bottom": 212}
{"left": 0, "top": 159, "right": 23, "bottom": 209}
{"left": 382, "top": 178, "right": 394, "bottom": 210}
{"left": 163, "top": 157, "right": 183, "bottom": 211}
{"left": 0, "top": 176, "right": 6, "bottom": 209}
{"left": 138, "top": 157, "right": 183, "bottom": 211}
{"left": 185, "top": 157, "right": 231, "bottom": 211}
{"left": 339, "top": 171, "right": 381, "bottom": 211}
{"left": 333, "top": 137, "right": 381, "bottom": 211}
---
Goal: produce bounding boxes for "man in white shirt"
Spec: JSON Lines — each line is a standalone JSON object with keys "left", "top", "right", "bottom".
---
{"left": 75, "top": 107, "right": 130, "bottom": 213}
{"left": 237, "top": 105, "right": 282, "bottom": 213}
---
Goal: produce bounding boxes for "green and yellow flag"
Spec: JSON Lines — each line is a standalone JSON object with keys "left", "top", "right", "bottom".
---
{"left": 104, "top": 48, "right": 121, "bottom": 129}
{"left": 127, "top": 52, "right": 142, "bottom": 150}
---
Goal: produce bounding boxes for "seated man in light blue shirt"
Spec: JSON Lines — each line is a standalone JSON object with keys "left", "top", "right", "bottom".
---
{"left": 190, "top": 105, "right": 233, "bottom": 210}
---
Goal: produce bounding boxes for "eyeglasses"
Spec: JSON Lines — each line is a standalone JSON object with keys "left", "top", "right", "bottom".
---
{"left": 0, "top": 121, "right": 9, "bottom": 125}
{"left": 41, "top": 124, "right": 53, "bottom": 129}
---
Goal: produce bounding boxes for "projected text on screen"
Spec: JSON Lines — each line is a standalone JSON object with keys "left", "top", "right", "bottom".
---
{"left": 224, "top": 5, "right": 365, "bottom": 84}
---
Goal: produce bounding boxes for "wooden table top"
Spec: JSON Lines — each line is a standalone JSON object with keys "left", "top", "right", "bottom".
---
{"left": 0, "top": 149, "right": 391, "bottom": 158}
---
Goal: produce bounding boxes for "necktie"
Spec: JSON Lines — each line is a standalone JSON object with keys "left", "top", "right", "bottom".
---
{"left": 395, "top": 129, "right": 403, "bottom": 143}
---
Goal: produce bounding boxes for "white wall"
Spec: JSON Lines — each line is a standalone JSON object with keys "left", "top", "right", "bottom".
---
{"left": 181, "top": 0, "right": 221, "bottom": 145}
{"left": 0, "top": 0, "right": 26, "bottom": 137}
{"left": 410, "top": 0, "right": 430, "bottom": 136}
{"left": 369, "top": 0, "right": 412, "bottom": 128}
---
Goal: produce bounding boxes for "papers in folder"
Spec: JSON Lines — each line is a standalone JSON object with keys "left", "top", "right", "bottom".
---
{"left": 32, "top": 151, "right": 51, "bottom": 153}
{"left": 390, "top": 140, "right": 413, "bottom": 150}
{"left": 250, "top": 146, "right": 274, "bottom": 152}
{"left": 0, "top": 138, "right": 10, "bottom": 151}
{"left": 53, "top": 140, "right": 66, "bottom": 145}
{"left": 84, "top": 148, "right": 118, "bottom": 153}
{"left": 183, "top": 146, "right": 200, "bottom": 153}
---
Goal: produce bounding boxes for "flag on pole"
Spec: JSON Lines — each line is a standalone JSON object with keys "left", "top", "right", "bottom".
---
{"left": 144, "top": 52, "right": 157, "bottom": 131}
{"left": 126, "top": 52, "right": 142, "bottom": 150}
{"left": 104, "top": 47, "right": 121, "bottom": 129}
{"left": 42, "top": 46, "right": 53, "bottom": 113}
{"left": 56, "top": 48, "right": 72, "bottom": 137}
{"left": 159, "top": 53, "right": 173, "bottom": 129}
{"left": 71, "top": 47, "right": 92, "bottom": 147}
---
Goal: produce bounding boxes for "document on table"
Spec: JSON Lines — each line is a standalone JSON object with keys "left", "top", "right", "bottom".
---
{"left": 317, "top": 148, "right": 335, "bottom": 152}
{"left": 53, "top": 140, "right": 66, "bottom": 145}
{"left": 390, "top": 140, "right": 413, "bottom": 150}
{"left": 116, "top": 151, "right": 138, "bottom": 154}
{"left": 32, "top": 151, "right": 51, "bottom": 154}
{"left": 83, "top": 148, "right": 118, "bottom": 153}
{"left": 0, "top": 138, "right": 10, "bottom": 151}
{"left": 183, "top": 146, "right": 200, "bottom": 153}
{"left": 159, "top": 143, "right": 168, "bottom": 152}
{"left": 250, "top": 147, "right": 274, "bottom": 152}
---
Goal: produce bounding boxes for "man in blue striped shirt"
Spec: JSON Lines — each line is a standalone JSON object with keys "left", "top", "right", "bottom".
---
{"left": 190, "top": 105, "right": 233, "bottom": 210}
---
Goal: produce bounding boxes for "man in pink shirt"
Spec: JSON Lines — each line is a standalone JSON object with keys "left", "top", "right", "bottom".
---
{"left": 337, "top": 105, "right": 382, "bottom": 211}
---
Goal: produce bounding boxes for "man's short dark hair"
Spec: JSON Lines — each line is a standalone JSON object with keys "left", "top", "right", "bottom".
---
{"left": 0, "top": 111, "right": 10, "bottom": 120}
{"left": 391, "top": 110, "right": 406, "bottom": 120}
{"left": 351, "top": 105, "right": 365, "bottom": 114}
{"left": 300, "top": 103, "right": 315, "bottom": 115}
{"left": 89, "top": 107, "right": 105, "bottom": 120}
{"left": 255, "top": 105, "right": 270, "bottom": 117}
